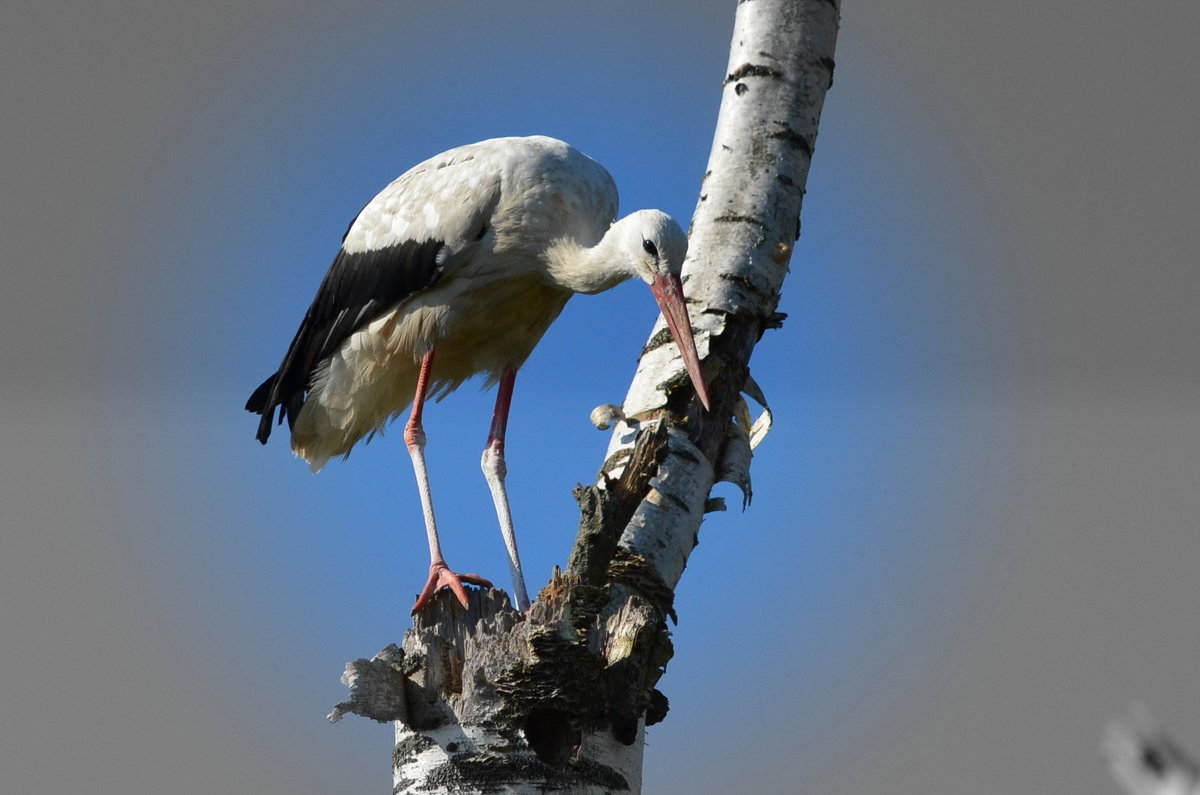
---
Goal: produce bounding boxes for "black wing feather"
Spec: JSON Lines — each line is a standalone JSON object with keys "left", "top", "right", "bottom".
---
{"left": 246, "top": 238, "right": 446, "bottom": 443}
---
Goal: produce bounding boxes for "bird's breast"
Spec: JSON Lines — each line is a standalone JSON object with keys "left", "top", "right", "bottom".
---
{"left": 349, "top": 269, "right": 572, "bottom": 392}
{"left": 424, "top": 273, "right": 572, "bottom": 384}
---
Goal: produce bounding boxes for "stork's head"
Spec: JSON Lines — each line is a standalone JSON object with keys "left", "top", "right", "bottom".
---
{"left": 623, "top": 209, "right": 689, "bottom": 283}
{"left": 547, "top": 208, "right": 711, "bottom": 410}
{"left": 621, "top": 210, "right": 711, "bottom": 411}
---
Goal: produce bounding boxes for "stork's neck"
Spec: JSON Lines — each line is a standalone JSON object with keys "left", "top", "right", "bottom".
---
{"left": 543, "top": 222, "right": 639, "bottom": 295}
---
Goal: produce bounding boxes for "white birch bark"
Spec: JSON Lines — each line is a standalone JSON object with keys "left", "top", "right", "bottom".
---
{"left": 603, "top": 0, "right": 840, "bottom": 596}
{"left": 330, "top": 2, "right": 839, "bottom": 792}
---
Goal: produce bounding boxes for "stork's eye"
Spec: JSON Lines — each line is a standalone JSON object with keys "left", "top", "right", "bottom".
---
{"left": 642, "top": 239, "right": 659, "bottom": 258}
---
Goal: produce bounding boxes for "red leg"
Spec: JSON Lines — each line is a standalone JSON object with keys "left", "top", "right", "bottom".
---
{"left": 406, "top": 349, "right": 492, "bottom": 613}
{"left": 481, "top": 367, "right": 530, "bottom": 611}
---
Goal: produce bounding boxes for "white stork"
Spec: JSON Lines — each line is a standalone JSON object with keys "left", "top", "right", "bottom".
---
{"left": 246, "top": 135, "right": 710, "bottom": 613}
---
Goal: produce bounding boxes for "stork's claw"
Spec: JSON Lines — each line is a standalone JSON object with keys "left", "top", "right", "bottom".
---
{"left": 411, "top": 562, "right": 493, "bottom": 613}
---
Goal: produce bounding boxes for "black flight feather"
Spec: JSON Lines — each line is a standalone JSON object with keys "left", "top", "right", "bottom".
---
{"left": 246, "top": 237, "right": 447, "bottom": 444}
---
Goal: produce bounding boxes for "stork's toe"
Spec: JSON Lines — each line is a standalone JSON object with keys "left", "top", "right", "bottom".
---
{"left": 411, "top": 562, "right": 493, "bottom": 613}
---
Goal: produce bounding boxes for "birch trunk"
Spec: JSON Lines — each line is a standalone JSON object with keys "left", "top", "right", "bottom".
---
{"left": 330, "top": 2, "right": 840, "bottom": 791}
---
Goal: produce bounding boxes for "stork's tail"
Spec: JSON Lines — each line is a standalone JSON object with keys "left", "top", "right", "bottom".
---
{"left": 245, "top": 374, "right": 280, "bottom": 444}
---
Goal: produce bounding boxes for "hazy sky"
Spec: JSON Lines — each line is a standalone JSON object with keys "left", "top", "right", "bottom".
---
{"left": 3, "top": 2, "right": 1198, "bottom": 793}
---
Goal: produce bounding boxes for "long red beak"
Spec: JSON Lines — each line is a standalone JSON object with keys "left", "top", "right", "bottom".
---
{"left": 650, "top": 273, "right": 711, "bottom": 411}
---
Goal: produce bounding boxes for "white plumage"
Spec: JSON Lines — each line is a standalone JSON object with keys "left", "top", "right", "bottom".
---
{"left": 248, "top": 135, "right": 709, "bottom": 612}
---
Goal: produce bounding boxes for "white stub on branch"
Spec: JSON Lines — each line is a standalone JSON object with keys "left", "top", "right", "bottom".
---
{"left": 590, "top": 403, "right": 626, "bottom": 431}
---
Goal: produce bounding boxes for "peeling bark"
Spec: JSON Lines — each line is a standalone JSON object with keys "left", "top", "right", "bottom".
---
{"left": 332, "top": 2, "right": 839, "bottom": 792}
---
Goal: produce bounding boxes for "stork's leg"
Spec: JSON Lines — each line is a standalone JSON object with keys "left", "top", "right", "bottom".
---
{"left": 406, "top": 348, "right": 492, "bottom": 613}
{"left": 481, "top": 367, "right": 531, "bottom": 611}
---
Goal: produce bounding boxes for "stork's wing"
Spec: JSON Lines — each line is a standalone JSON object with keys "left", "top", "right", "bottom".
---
{"left": 246, "top": 136, "right": 617, "bottom": 446}
{"left": 245, "top": 237, "right": 447, "bottom": 443}
{"left": 247, "top": 143, "right": 518, "bottom": 444}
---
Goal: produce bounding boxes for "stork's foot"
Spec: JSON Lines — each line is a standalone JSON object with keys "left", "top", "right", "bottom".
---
{"left": 411, "top": 562, "right": 493, "bottom": 613}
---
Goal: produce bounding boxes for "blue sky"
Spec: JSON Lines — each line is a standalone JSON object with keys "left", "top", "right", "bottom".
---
{"left": 91, "top": 5, "right": 1022, "bottom": 791}
{"left": 13, "top": 2, "right": 1199, "bottom": 793}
